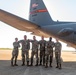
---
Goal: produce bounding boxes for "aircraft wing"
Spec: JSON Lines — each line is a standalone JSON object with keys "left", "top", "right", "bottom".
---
{"left": 0, "top": 9, "right": 50, "bottom": 37}
{"left": 1, "top": 9, "right": 76, "bottom": 48}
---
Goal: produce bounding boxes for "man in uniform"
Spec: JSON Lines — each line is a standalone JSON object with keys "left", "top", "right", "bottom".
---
{"left": 45, "top": 37, "right": 54, "bottom": 68}
{"left": 11, "top": 37, "right": 20, "bottom": 66}
{"left": 30, "top": 36, "right": 39, "bottom": 66}
{"left": 19, "top": 35, "right": 30, "bottom": 66}
{"left": 55, "top": 39, "right": 62, "bottom": 69}
{"left": 39, "top": 36, "right": 46, "bottom": 66}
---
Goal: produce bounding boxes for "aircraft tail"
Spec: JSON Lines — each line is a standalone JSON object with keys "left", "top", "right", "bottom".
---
{"left": 29, "top": 0, "right": 54, "bottom": 26}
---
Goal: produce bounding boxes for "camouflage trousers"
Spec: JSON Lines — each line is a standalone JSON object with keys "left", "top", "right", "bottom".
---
{"left": 31, "top": 50, "right": 38, "bottom": 65}
{"left": 55, "top": 52, "right": 61, "bottom": 67}
{"left": 45, "top": 50, "right": 53, "bottom": 66}
{"left": 11, "top": 49, "right": 19, "bottom": 66}
{"left": 40, "top": 50, "right": 45, "bottom": 65}
{"left": 22, "top": 50, "right": 29, "bottom": 62}
{"left": 12, "top": 49, "right": 19, "bottom": 57}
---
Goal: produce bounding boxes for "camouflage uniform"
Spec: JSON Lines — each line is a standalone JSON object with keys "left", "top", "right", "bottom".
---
{"left": 55, "top": 41, "right": 62, "bottom": 69}
{"left": 11, "top": 41, "right": 20, "bottom": 66}
{"left": 19, "top": 40, "right": 30, "bottom": 66}
{"left": 45, "top": 41, "right": 54, "bottom": 68}
{"left": 39, "top": 40, "right": 46, "bottom": 65}
{"left": 30, "top": 40, "right": 39, "bottom": 66}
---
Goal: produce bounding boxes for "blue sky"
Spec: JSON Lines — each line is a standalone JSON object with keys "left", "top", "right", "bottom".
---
{"left": 0, "top": 0, "right": 76, "bottom": 50}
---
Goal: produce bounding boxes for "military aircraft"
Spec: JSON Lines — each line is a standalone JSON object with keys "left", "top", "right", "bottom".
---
{"left": 0, "top": 0, "right": 76, "bottom": 48}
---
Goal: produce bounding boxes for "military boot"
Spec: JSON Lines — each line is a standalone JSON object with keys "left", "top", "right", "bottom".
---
{"left": 50, "top": 56, "right": 53, "bottom": 67}
{"left": 22, "top": 62, "right": 25, "bottom": 66}
{"left": 50, "top": 63, "right": 52, "bottom": 67}
{"left": 43, "top": 57, "right": 45, "bottom": 66}
{"left": 35, "top": 63, "right": 38, "bottom": 66}
{"left": 11, "top": 60, "right": 14, "bottom": 67}
{"left": 21, "top": 59, "right": 25, "bottom": 66}
{"left": 14, "top": 59, "right": 18, "bottom": 66}
{"left": 27, "top": 61, "right": 29, "bottom": 66}
{"left": 39, "top": 61, "right": 42, "bottom": 66}
{"left": 56, "top": 63, "right": 58, "bottom": 68}
{"left": 30, "top": 58, "right": 33, "bottom": 66}
{"left": 45, "top": 63, "right": 48, "bottom": 68}
{"left": 35, "top": 60, "right": 38, "bottom": 66}
{"left": 59, "top": 64, "right": 62, "bottom": 69}
{"left": 14, "top": 64, "right": 18, "bottom": 66}
{"left": 43, "top": 60, "right": 45, "bottom": 66}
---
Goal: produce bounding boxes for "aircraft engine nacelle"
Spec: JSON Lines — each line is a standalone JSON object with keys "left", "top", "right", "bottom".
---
{"left": 58, "top": 28, "right": 74, "bottom": 37}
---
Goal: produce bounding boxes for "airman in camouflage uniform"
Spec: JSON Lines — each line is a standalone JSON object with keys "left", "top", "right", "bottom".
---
{"left": 11, "top": 38, "right": 20, "bottom": 66}
{"left": 30, "top": 36, "right": 39, "bottom": 66}
{"left": 39, "top": 36, "right": 46, "bottom": 66}
{"left": 55, "top": 39, "right": 62, "bottom": 69}
{"left": 45, "top": 37, "right": 54, "bottom": 68}
{"left": 19, "top": 35, "right": 30, "bottom": 66}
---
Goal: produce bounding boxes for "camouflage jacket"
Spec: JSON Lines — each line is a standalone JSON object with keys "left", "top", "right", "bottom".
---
{"left": 19, "top": 40, "right": 30, "bottom": 51}
{"left": 46, "top": 41, "right": 55, "bottom": 49}
{"left": 55, "top": 42, "right": 62, "bottom": 54}
{"left": 31, "top": 40, "right": 39, "bottom": 51}
{"left": 13, "top": 42, "right": 20, "bottom": 50}
{"left": 45, "top": 41, "right": 54, "bottom": 54}
{"left": 39, "top": 40, "right": 46, "bottom": 51}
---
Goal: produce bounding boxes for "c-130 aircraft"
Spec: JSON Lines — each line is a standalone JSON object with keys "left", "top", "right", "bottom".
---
{"left": 0, "top": 0, "right": 76, "bottom": 48}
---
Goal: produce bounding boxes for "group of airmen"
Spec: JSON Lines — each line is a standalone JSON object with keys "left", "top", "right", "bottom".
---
{"left": 11, "top": 35, "right": 62, "bottom": 69}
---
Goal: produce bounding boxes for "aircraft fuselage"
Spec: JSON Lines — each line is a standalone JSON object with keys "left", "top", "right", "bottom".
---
{"left": 42, "top": 22, "right": 76, "bottom": 47}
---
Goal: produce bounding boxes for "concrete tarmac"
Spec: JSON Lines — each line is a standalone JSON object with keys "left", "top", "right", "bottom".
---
{"left": 0, "top": 60, "right": 76, "bottom": 75}
{"left": 0, "top": 50, "right": 76, "bottom": 75}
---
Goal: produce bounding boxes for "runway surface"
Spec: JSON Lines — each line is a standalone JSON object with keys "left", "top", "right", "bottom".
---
{"left": 0, "top": 50, "right": 76, "bottom": 75}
